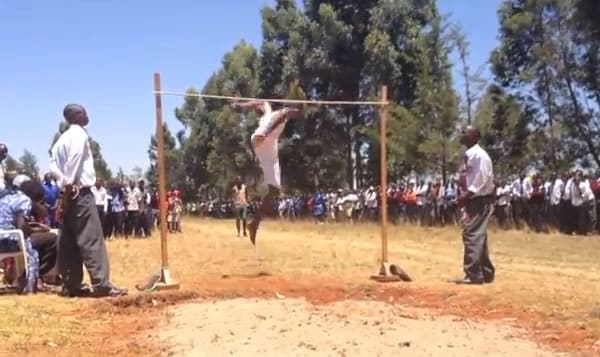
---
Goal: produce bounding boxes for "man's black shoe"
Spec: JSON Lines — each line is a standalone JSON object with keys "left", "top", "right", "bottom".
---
{"left": 452, "top": 277, "right": 484, "bottom": 285}
{"left": 91, "top": 287, "right": 128, "bottom": 298}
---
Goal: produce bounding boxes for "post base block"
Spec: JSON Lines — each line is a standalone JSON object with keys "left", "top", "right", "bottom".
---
{"left": 370, "top": 262, "right": 412, "bottom": 283}
{"left": 156, "top": 268, "right": 180, "bottom": 291}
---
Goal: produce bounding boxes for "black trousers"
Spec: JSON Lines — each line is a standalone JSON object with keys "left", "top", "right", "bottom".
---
{"left": 30, "top": 231, "right": 58, "bottom": 278}
{"left": 59, "top": 189, "right": 111, "bottom": 293}
{"left": 125, "top": 210, "right": 138, "bottom": 237}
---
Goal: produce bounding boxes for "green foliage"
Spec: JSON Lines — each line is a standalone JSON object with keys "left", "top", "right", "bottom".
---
{"left": 4, "top": 155, "right": 19, "bottom": 173}
{"left": 18, "top": 150, "right": 39, "bottom": 178}
{"left": 491, "top": 0, "right": 600, "bottom": 171}
{"left": 146, "top": 0, "right": 600, "bottom": 197}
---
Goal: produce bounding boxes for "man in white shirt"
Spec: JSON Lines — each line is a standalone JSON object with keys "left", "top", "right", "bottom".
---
{"left": 455, "top": 126, "right": 495, "bottom": 285}
{"left": 50, "top": 104, "right": 127, "bottom": 297}
{"left": 365, "top": 186, "right": 379, "bottom": 221}
{"left": 548, "top": 173, "right": 563, "bottom": 230}
{"left": 231, "top": 100, "right": 301, "bottom": 257}
{"left": 125, "top": 180, "right": 141, "bottom": 238}
{"left": 509, "top": 176, "right": 523, "bottom": 229}
{"left": 495, "top": 180, "right": 510, "bottom": 230}
{"left": 91, "top": 180, "right": 108, "bottom": 238}
{"left": 0, "top": 144, "right": 7, "bottom": 192}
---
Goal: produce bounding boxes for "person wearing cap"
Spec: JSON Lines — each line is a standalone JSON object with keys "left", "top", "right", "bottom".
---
{"left": 49, "top": 104, "right": 127, "bottom": 298}
{"left": 0, "top": 143, "right": 8, "bottom": 192}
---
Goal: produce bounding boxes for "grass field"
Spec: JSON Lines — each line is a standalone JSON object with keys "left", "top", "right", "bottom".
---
{"left": 2, "top": 217, "right": 600, "bottom": 356}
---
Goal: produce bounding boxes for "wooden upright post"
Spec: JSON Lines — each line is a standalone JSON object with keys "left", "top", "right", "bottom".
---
{"left": 153, "top": 72, "right": 179, "bottom": 290}
{"left": 379, "top": 86, "right": 389, "bottom": 264}
{"left": 370, "top": 85, "right": 411, "bottom": 283}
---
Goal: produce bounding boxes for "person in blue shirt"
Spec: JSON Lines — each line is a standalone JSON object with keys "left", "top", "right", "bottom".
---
{"left": 0, "top": 176, "right": 40, "bottom": 294}
{"left": 42, "top": 173, "right": 59, "bottom": 228}
{"left": 312, "top": 190, "right": 326, "bottom": 223}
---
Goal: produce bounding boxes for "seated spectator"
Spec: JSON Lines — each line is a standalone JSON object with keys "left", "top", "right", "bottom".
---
{"left": 20, "top": 181, "right": 60, "bottom": 287}
{"left": 0, "top": 175, "right": 40, "bottom": 294}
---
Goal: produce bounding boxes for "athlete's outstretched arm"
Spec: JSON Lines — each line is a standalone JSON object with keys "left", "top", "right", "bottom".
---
{"left": 231, "top": 101, "right": 266, "bottom": 111}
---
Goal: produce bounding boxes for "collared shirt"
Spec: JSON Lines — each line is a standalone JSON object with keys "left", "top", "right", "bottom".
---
{"left": 510, "top": 178, "right": 521, "bottom": 199}
{"left": 496, "top": 185, "right": 510, "bottom": 206}
{"left": 126, "top": 187, "right": 141, "bottom": 211}
{"left": 91, "top": 185, "right": 108, "bottom": 210}
{"left": 571, "top": 180, "right": 585, "bottom": 207}
{"left": 462, "top": 144, "right": 494, "bottom": 197}
{"left": 582, "top": 179, "right": 595, "bottom": 202}
{"left": 562, "top": 178, "right": 573, "bottom": 201}
{"left": 522, "top": 177, "right": 533, "bottom": 200}
{"left": 49, "top": 124, "right": 96, "bottom": 188}
{"left": 365, "top": 190, "right": 378, "bottom": 208}
{"left": 550, "top": 178, "right": 564, "bottom": 206}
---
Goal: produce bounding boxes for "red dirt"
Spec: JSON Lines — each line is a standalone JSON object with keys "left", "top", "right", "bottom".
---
{"left": 191, "top": 275, "right": 599, "bottom": 356}
{"left": 27, "top": 275, "right": 600, "bottom": 356}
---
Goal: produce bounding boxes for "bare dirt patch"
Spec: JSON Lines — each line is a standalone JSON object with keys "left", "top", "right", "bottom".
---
{"left": 160, "top": 297, "right": 567, "bottom": 357}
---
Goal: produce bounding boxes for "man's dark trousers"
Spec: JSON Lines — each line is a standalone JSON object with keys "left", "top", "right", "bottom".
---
{"left": 59, "top": 188, "right": 111, "bottom": 294}
{"left": 462, "top": 196, "right": 495, "bottom": 282}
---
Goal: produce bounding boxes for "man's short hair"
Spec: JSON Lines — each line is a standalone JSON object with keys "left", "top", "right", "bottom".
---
{"left": 63, "top": 104, "right": 83, "bottom": 122}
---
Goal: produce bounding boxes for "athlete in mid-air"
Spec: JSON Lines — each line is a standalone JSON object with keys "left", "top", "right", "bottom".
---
{"left": 231, "top": 100, "right": 302, "bottom": 257}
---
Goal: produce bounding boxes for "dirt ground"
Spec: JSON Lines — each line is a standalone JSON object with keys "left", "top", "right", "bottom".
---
{"left": 4, "top": 219, "right": 600, "bottom": 356}
{"left": 160, "top": 297, "right": 568, "bottom": 357}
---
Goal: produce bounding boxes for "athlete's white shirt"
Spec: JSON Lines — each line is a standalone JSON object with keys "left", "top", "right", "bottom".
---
{"left": 251, "top": 102, "right": 288, "bottom": 188}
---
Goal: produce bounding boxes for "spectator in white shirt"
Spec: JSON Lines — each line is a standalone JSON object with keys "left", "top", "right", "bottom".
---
{"left": 454, "top": 126, "right": 495, "bottom": 285}
{"left": 125, "top": 180, "right": 141, "bottom": 238}
{"left": 49, "top": 103, "right": 127, "bottom": 298}
{"left": 510, "top": 175, "right": 524, "bottom": 229}
{"left": 548, "top": 173, "right": 564, "bottom": 230}
{"left": 365, "top": 186, "right": 378, "bottom": 221}
{"left": 91, "top": 180, "right": 108, "bottom": 238}
{"left": 495, "top": 180, "right": 511, "bottom": 230}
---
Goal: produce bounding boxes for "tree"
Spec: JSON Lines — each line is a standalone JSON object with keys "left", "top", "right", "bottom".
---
{"left": 159, "top": 0, "right": 469, "bottom": 195}
{"left": 490, "top": 0, "right": 600, "bottom": 171}
{"left": 4, "top": 155, "right": 19, "bottom": 173}
{"left": 19, "top": 150, "right": 39, "bottom": 178}
{"left": 473, "top": 84, "right": 533, "bottom": 176}
{"left": 147, "top": 122, "right": 187, "bottom": 194}
{"left": 116, "top": 167, "right": 127, "bottom": 183}
{"left": 449, "top": 24, "right": 488, "bottom": 124}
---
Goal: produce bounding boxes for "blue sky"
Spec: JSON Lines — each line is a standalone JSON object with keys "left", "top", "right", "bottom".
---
{"left": 0, "top": 0, "right": 502, "bottom": 174}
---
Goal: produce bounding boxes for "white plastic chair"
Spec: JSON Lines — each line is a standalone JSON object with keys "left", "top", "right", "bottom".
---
{"left": 0, "top": 229, "right": 28, "bottom": 283}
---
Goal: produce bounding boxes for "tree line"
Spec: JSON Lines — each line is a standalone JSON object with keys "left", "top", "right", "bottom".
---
{"left": 146, "top": 0, "right": 600, "bottom": 200}
{"left": 13, "top": 1, "right": 600, "bottom": 201}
